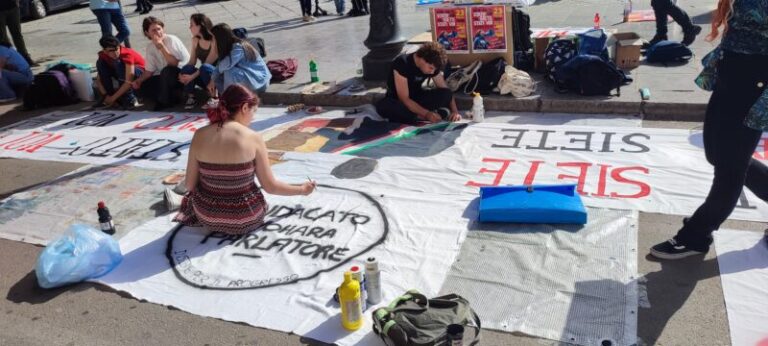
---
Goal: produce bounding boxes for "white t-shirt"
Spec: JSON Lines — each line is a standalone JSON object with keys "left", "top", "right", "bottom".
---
{"left": 144, "top": 34, "right": 190, "bottom": 76}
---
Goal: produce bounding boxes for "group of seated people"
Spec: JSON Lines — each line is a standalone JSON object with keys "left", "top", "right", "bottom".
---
{"left": 96, "top": 13, "right": 271, "bottom": 111}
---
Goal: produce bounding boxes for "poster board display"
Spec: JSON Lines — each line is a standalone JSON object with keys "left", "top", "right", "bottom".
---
{"left": 430, "top": 5, "right": 514, "bottom": 67}
{"left": 469, "top": 5, "right": 507, "bottom": 53}
{"left": 433, "top": 7, "right": 470, "bottom": 53}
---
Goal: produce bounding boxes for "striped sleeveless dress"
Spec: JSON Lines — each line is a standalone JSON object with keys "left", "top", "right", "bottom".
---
{"left": 173, "top": 160, "right": 268, "bottom": 235}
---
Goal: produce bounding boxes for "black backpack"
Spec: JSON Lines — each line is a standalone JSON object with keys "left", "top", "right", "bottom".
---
{"left": 645, "top": 40, "right": 693, "bottom": 64}
{"left": 465, "top": 57, "right": 506, "bottom": 95}
{"left": 232, "top": 27, "right": 267, "bottom": 58}
{"left": 544, "top": 39, "right": 578, "bottom": 83}
{"left": 23, "top": 70, "right": 79, "bottom": 110}
{"left": 511, "top": 7, "right": 533, "bottom": 53}
{"left": 554, "top": 54, "right": 629, "bottom": 96}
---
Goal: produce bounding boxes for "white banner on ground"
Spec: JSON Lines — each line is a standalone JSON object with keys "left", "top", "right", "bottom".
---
{"left": 714, "top": 230, "right": 768, "bottom": 346}
{"left": 95, "top": 182, "right": 473, "bottom": 346}
{"left": 2, "top": 110, "right": 767, "bottom": 221}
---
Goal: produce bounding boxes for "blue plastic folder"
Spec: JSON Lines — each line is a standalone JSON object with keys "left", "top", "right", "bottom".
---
{"left": 478, "top": 184, "right": 588, "bottom": 224}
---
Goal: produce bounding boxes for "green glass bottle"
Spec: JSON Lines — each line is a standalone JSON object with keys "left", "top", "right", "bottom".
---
{"left": 309, "top": 59, "right": 319, "bottom": 83}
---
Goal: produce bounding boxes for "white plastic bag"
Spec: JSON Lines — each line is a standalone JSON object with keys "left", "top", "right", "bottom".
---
{"left": 498, "top": 65, "right": 535, "bottom": 98}
{"left": 35, "top": 224, "right": 122, "bottom": 289}
{"left": 68, "top": 68, "right": 95, "bottom": 102}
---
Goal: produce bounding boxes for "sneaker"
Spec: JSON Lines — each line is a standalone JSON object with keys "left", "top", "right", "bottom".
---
{"left": 682, "top": 25, "right": 702, "bottom": 46}
{"left": 302, "top": 15, "right": 310, "bottom": 22}
{"left": 650, "top": 238, "right": 705, "bottom": 260}
{"left": 92, "top": 96, "right": 108, "bottom": 109}
{"left": 184, "top": 95, "right": 196, "bottom": 110}
{"left": 643, "top": 35, "right": 668, "bottom": 49}
{"left": 121, "top": 98, "right": 141, "bottom": 110}
{"left": 0, "top": 97, "right": 16, "bottom": 103}
{"left": 164, "top": 187, "right": 184, "bottom": 212}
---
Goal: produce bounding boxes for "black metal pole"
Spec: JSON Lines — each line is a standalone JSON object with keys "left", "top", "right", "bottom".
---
{"left": 362, "top": 0, "right": 406, "bottom": 81}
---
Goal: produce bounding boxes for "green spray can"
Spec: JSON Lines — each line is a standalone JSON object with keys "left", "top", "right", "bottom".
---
{"left": 309, "top": 59, "right": 319, "bottom": 83}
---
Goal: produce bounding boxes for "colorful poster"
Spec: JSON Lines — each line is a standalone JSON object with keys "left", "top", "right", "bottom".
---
{"left": 469, "top": 5, "right": 507, "bottom": 52}
{"left": 433, "top": 7, "right": 470, "bottom": 53}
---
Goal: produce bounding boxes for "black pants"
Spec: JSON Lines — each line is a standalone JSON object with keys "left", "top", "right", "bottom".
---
{"left": 375, "top": 88, "right": 453, "bottom": 125}
{"left": 0, "top": 7, "right": 29, "bottom": 59}
{"left": 299, "top": 0, "right": 312, "bottom": 16}
{"left": 650, "top": 0, "right": 693, "bottom": 36}
{"left": 140, "top": 66, "right": 182, "bottom": 107}
{"left": 136, "top": 0, "right": 152, "bottom": 12}
{"left": 674, "top": 51, "right": 768, "bottom": 251}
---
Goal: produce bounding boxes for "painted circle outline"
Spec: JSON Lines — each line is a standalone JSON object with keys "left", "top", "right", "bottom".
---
{"left": 166, "top": 184, "right": 389, "bottom": 290}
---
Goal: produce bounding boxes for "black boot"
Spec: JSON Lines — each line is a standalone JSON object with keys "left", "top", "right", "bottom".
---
{"left": 682, "top": 25, "right": 702, "bottom": 46}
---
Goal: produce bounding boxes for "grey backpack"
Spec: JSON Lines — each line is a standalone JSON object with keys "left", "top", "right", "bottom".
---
{"left": 372, "top": 290, "right": 481, "bottom": 346}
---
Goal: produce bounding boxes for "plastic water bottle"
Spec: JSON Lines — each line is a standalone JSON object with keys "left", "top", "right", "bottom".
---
{"left": 339, "top": 271, "right": 363, "bottom": 331}
{"left": 365, "top": 257, "right": 382, "bottom": 305}
{"left": 97, "top": 201, "right": 116, "bottom": 235}
{"left": 471, "top": 92, "right": 484, "bottom": 122}
{"left": 309, "top": 59, "right": 319, "bottom": 83}
{"left": 593, "top": 12, "right": 601, "bottom": 29}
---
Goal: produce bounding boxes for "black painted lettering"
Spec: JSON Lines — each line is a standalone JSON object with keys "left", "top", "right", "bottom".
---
{"left": 561, "top": 131, "right": 593, "bottom": 152}
{"left": 88, "top": 138, "right": 139, "bottom": 157}
{"left": 66, "top": 136, "right": 117, "bottom": 156}
{"left": 266, "top": 238, "right": 292, "bottom": 251}
{"left": 351, "top": 214, "right": 370, "bottom": 225}
{"left": 315, "top": 245, "right": 335, "bottom": 259}
{"left": 319, "top": 228, "right": 337, "bottom": 239}
{"left": 329, "top": 247, "right": 349, "bottom": 262}
{"left": 492, "top": 129, "right": 528, "bottom": 148}
{"left": 298, "top": 244, "right": 321, "bottom": 256}
{"left": 525, "top": 130, "right": 558, "bottom": 150}
{"left": 287, "top": 239, "right": 312, "bottom": 253}
{"left": 600, "top": 132, "right": 616, "bottom": 152}
{"left": 303, "top": 207, "right": 321, "bottom": 220}
{"left": 621, "top": 133, "right": 651, "bottom": 153}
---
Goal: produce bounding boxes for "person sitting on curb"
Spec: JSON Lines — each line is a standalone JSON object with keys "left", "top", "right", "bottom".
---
{"left": 179, "top": 13, "right": 218, "bottom": 109}
{"left": 649, "top": 0, "right": 702, "bottom": 46}
{"left": 375, "top": 42, "right": 462, "bottom": 125}
{"left": 131, "top": 16, "right": 190, "bottom": 111}
{"left": 207, "top": 24, "right": 271, "bottom": 97}
{"left": 94, "top": 36, "right": 145, "bottom": 109}
{"left": 172, "top": 83, "right": 316, "bottom": 234}
{"left": 0, "top": 41, "right": 32, "bottom": 103}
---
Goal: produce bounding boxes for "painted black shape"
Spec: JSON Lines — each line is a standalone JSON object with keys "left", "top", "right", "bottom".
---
{"left": 232, "top": 253, "right": 262, "bottom": 259}
{"left": 330, "top": 157, "right": 378, "bottom": 179}
{"left": 165, "top": 184, "right": 389, "bottom": 290}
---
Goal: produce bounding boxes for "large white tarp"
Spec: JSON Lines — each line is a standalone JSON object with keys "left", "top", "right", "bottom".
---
{"left": 714, "top": 230, "right": 768, "bottom": 346}
{"left": 95, "top": 182, "right": 474, "bottom": 346}
{"left": 1, "top": 110, "right": 767, "bottom": 221}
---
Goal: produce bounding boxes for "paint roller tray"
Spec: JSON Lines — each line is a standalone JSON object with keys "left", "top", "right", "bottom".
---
{"left": 478, "top": 184, "right": 587, "bottom": 224}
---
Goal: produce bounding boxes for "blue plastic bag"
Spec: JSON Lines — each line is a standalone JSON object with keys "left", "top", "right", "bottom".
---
{"left": 35, "top": 224, "right": 123, "bottom": 289}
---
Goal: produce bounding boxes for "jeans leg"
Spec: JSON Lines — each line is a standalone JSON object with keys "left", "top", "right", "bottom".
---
{"left": 413, "top": 88, "right": 454, "bottom": 113}
{"left": 158, "top": 66, "right": 181, "bottom": 105}
{"left": 0, "top": 69, "right": 31, "bottom": 98}
{"left": 96, "top": 59, "right": 117, "bottom": 95}
{"left": 180, "top": 65, "right": 198, "bottom": 94}
{"left": 375, "top": 97, "right": 419, "bottom": 125}
{"left": 666, "top": 1, "right": 694, "bottom": 32}
{"left": 0, "top": 76, "right": 14, "bottom": 99}
{"left": 674, "top": 52, "right": 768, "bottom": 251}
{"left": 196, "top": 64, "right": 214, "bottom": 92}
{"left": 109, "top": 9, "right": 131, "bottom": 45}
{"left": 92, "top": 10, "right": 113, "bottom": 38}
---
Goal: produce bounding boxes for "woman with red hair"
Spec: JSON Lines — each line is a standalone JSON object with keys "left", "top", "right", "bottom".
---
{"left": 173, "top": 84, "right": 316, "bottom": 235}
{"left": 651, "top": 0, "right": 768, "bottom": 259}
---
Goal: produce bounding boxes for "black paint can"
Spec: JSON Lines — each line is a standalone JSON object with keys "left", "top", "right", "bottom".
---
{"left": 446, "top": 324, "right": 464, "bottom": 346}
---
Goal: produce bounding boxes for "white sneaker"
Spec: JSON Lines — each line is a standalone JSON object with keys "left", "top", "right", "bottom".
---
{"left": 164, "top": 187, "right": 184, "bottom": 212}
{"left": 202, "top": 98, "right": 218, "bottom": 110}
{"left": 302, "top": 15, "right": 310, "bottom": 22}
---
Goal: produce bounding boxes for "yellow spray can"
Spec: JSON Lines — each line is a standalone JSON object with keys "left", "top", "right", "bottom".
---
{"left": 339, "top": 271, "right": 363, "bottom": 331}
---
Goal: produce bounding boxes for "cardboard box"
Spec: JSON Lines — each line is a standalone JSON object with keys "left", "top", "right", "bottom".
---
{"left": 534, "top": 37, "right": 550, "bottom": 72}
{"left": 613, "top": 32, "right": 643, "bottom": 69}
